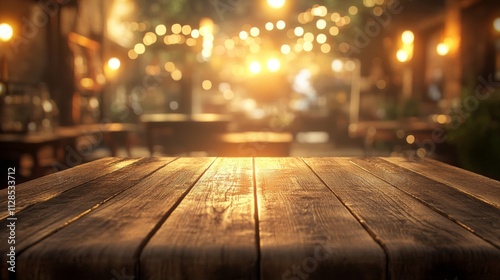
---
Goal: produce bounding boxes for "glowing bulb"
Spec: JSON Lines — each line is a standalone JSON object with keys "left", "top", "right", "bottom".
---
{"left": 331, "top": 59, "right": 343, "bottom": 72}
{"left": 107, "top": 57, "right": 121, "bottom": 70}
{"left": 250, "top": 27, "right": 260, "bottom": 37}
{"left": 316, "top": 19, "right": 327, "bottom": 30}
{"left": 134, "top": 43, "right": 145, "bottom": 54}
{"left": 155, "top": 24, "right": 166, "bottom": 36}
{"left": 265, "top": 22, "right": 274, "bottom": 31}
{"left": 239, "top": 31, "right": 249, "bottom": 40}
{"left": 276, "top": 20, "right": 286, "bottom": 30}
{"left": 294, "top": 27, "right": 304, "bottom": 37}
{"left": 436, "top": 43, "right": 449, "bottom": 56}
{"left": 267, "top": 58, "right": 281, "bottom": 72}
{"left": 401, "top": 30, "right": 414, "bottom": 45}
{"left": 267, "top": 0, "right": 285, "bottom": 9}
{"left": 249, "top": 61, "right": 262, "bottom": 74}
{"left": 493, "top": 17, "right": 500, "bottom": 32}
{"left": 396, "top": 49, "right": 409, "bottom": 62}
{"left": 0, "top": 23, "right": 13, "bottom": 42}
{"left": 281, "top": 44, "right": 291, "bottom": 54}
{"left": 202, "top": 80, "right": 212, "bottom": 90}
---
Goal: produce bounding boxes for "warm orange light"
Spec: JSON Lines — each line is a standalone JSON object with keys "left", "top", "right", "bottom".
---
{"left": 80, "top": 78, "right": 95, "bottom": 89}
{"left": 436, "top": 43, "right": 450, "bottom": 56}
{"left": 281, "top": 44, "right": 291, "bottom": 54}
{"left": 406, "top": 135, "right": 415, "bottom": 144}
{"left": 494, "top": 17, "right": 500, "bottom": 32}
{"left": 0, "top": 23, "right": 13, "bottom": 42}
{"left": 267, "top": 58, "right": 281, "bottom": 72}
{"left": 107, "top": 57, "right": 121, "bottom": 70}
{"left": 155, "top": 24, "right": 167, "bottom": 36}
{"left": 199, "top": 18, "right": 214, "bottom": 36}
{"left": 202, "top": 80, "right": 212, "bottom": 90}
{"left": 249, "top": 61, "right": 262, "bottom": 74}
{"left": 134, "top": 43, "right": 145, "bottom": 54}
{"left": 331, "top": 59, "right": 343, "bottom": 72}
{"left": 267, "top": 0, "right": 285, "bottom": 9}
{"left": 171, "top": 69, "right": 182, "bottom": 81}
{"left": 401, "top": 30, "right": 414, "bottom": 45}
{"left": 396, "top": 49, "right": 409, "bottom": 62}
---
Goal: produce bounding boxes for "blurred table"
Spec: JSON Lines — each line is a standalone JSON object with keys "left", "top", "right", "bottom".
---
{"left": 1, "top": 157, "right": 498, "bottom": 279}
{"left": 348, "top": 120, "right": 441, "bottom": 154}
{"left": 217, "top": 131, "right": 293, "bottom": 156}
{"left": 58, "top": 123, "right": 138, "bottom": 157}
{"left": 0, "top": 131, "right": 80, "bottom": 180}
{"left": 140, "top": 113, "right": 231, "bottom": 155}
{"left": 0, "top": 123, "right": 138, "bottom": 182}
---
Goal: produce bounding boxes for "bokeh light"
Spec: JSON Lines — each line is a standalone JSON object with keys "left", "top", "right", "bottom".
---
{"left": 267, "top": 0, "right": 286, "bottom": 9}
{"left": 202, "top": 80, "right": 213, "bottom": 90}
{"left": 277, "top": 20, "right": 286, "bottom": 30}
{"left": 331, "top": 59, "right": 343, "bottom": 72}
{"left": 494, "top": 17, "right": 500, "bottom": 32}
{"left": 0, "top": 23, "right": 13, "bottom": 42}
{"left": 396, "top": 49, "right": 409, "bottom": 62}
{"left": 249, "top": 61, "right": 262, "bottom": 74}
{"left": 267, "top": 58, "right": 281, "bottom": 72}
{"left": 436, "top": 43, "right": 450, "bottom": 56}
{"left": 107, "top": 57, "right": 121, "bottom": 70}
{"left": 134, "top": 43, "right": 146, "bottom": 54}
{"left": 155, "top": 24, "right": 166, "bottom": 36}
{"left": 402, "top": 30, "right": 415, "bottom": 45}
{"left": 294, "top": 27, "right": 304, "bottom": 37}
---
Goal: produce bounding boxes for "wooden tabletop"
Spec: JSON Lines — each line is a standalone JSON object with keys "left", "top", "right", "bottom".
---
{"left": 140, "top": 113, "right": 232, "bottom": 123}
{"left": 1, "top": 157, "right": 499, "bottom": 279}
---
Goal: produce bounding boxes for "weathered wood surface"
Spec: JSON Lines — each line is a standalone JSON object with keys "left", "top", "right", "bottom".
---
{"left": 351, "top": 157, "right": 500, "bottom": 248}
{"left": 16, "top": 157, "right": 214, "bottom": 280}
{"left": 255, "top": 157, "right": 385, "bottom": 280}
{"left": 384, "top": 157, "right": 500, "bottom": 207}
{"left": 304, "top": 157, "right": 500, "bottom": 279}
{"left": 0, "top": 157, "right": 173, "bottom": 280}
{"left": 141, "top": 158, "right": 257, "bottom": 280}
{"left": 0, "top": 157, "right": 133, "bottom": 220}
{"left": 1, "top": 157, "right": 498, "bottom": 280}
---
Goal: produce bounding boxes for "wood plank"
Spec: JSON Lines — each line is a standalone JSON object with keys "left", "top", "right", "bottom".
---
{"left": 351, "top": 157, "right": 500, "bottom": 248}
{"left": 0, "top": 157, "right": 174, "bottom": 280}
{"left": 0, "top": 157, "right": 134, "bottom": 220}
{"left": 304, "top": 157, "right": 500, "bottom": 280}
{"left": 383, "top": 157, "right": 500, "bottom": 207}
{"left": 140, "top": 158, "right": 258, "bottom": 280}
{"left": 15, "top": 157, "right": 215, "bottom": 280}
{"left": 255, "top": 157, "right": 385, "bottom": 280}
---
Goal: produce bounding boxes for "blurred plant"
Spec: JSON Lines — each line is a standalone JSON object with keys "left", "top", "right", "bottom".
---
{"left": 378, "top": 95, "right": 420, "bottom": 120}
{"left": 400, "top": 97, "right": 420, "bottom": 118}
{"left": 447, "top": 88, "right": 500, "bottom": 180}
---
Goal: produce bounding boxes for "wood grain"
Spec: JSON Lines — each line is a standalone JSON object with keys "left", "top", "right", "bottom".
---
{"left": 0, "top": 157, "right": 173, "bottom": 280}
{"left": 351, "top": 157, "right": 500, "bottom": 248}
{"left": 384, "top": 157, "right": 500, "bottom": 207}
{"left": 255, "top": 157, "right": 385, "bottom": 280}
{"left": 304, "top": 157, "right": 500, "bottom": 280}
{"left": 0, "top": 157, "right": 135, "bottom": 220}
{"left": 15, "top": 157, "right": 215, "bottom": 280}
{"left": 2, "top": 157, "right": 498, "bottom": 279}
{"left": 140, "top": 158, "right": 258, "bottom": 280}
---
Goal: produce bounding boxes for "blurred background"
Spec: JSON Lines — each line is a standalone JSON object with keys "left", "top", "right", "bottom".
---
{"left": 0, "top": 0, "right": 499, "bottom": 183}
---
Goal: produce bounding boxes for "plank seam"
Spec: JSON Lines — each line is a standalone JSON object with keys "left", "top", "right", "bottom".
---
{"left": 381, "top": 157, "right": 499, "bottom": 208}
{"left": 2, "top": 158, "right": 133, "bottom": 220}
{"left": 14, "top": 158, "right": 178, "bottom": 260}
{"left": 252, "top": 157, "right": 262, "bottom": 280}
{"left": 352, "top": 158, "right": 500, "bottom": 250}
{"left": 300, "top": 157, "right": 391, "bottom": 280}
{"left": 134, "top": 157, "right": 218, "bottom": 279}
